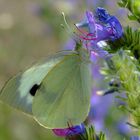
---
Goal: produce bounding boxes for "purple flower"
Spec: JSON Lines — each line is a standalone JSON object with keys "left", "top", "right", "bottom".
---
{"left": 89, "top": 8, "right": 123, "bottom": 41}
{"left": 95, "top": 7, "right": 111, "bottom": 23}
{"left": 76, "top": 7, "right": 123, "bottom": 58}
{"left": 95, "top": 7, "right": 123, "bottom": 40}
{"left": 77, "top": 7, "right": 123, "bottom": 41}
{"left": 52, "top": 123, "right": 85, "bottom": 137}
{"left": 117, "top": 118, "right": 131, "bottom": 135}
{"left": 86, "top": 11, "right": 97, "bottom": 36}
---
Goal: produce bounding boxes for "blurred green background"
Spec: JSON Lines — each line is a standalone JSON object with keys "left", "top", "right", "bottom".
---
{"left": 0, "top": 0, "right": 139, "bottom": 140}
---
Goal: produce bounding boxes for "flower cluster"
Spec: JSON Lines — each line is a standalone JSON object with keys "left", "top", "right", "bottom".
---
{"left": 76, "top": 7, "right": 123, "bottom": 58}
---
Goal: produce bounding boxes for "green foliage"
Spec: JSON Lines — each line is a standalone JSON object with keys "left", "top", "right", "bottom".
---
{"left": 101, "top": 50, "right": 140, "bottom": 133}
{"left": 65, "top": 126, "right": 106, "bottom": 140}
{"left": 66, "top": 126, "right": 106, "bottom": 140}
{"left": 79, "top": 126, "right": 106, "bottom": 140}
{"left": 118, "top": 0, "right": 140, "bottom": 23}
{"left": 107, "top": 27, "right": 140, "bottom": 63}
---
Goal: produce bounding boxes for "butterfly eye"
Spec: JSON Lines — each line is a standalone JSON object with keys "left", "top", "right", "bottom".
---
{"left": 29, "top": 84, "right": 40, "bottom": 96}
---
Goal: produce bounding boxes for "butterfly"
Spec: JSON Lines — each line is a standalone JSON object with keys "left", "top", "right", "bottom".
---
{"left": 0, "top": 42, "right": 92, "bottom": 129}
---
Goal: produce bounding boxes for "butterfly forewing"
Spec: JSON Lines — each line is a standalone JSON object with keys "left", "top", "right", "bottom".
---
{"left": 0, "top": 51, "right": 73, "bottom": 115}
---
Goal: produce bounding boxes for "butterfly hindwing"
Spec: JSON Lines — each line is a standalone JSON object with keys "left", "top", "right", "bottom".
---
{"left": 32, "top": 48, "right": 92, "bottom": 128}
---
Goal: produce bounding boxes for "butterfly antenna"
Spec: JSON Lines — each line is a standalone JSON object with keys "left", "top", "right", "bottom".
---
{"left": 61, "top": 12, "right": 79, "bottom": 42}
{"left": 61, "top": 12, "right": 72, "bottom": 33}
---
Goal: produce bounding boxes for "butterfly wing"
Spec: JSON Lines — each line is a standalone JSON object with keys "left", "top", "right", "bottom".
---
{"left": 0, "top": 51, "right": 72, "bottom": 115}
{"left": 32, "top": 49, "right": 92, "bottom": 128}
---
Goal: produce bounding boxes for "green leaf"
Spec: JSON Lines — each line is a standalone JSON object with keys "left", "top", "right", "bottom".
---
{"left": 32, "top": 48, "right": 92, "bottom": 128}
{"left": 108, "top": 27, "right": 140, "bottom": 62}
{"left": 79, "top": 125, "right": 106, "bottom": 140}
{"left": 118, "top": 2, "right": 126, "bottom": 7}
{"left": 102, "top": 50, "right": 140, "bottom": 129}
{"left": 128, "top": 14, "right": 138, "bottom": 20}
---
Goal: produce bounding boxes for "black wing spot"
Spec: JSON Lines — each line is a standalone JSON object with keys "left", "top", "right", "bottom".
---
{"left": 30, "top": 84, "right": 40, "bottom": 96}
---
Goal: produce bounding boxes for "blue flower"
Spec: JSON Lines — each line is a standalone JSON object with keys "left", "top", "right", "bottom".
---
{"left": 95, "top": 7, "right": 111, "bottom": 23}
{"left": 105, "top": 16, "right": 123, "bottom": 40}
{"left": 76, "top": 7, "right": 123, "bottom": 58}
{"left": 76, "top": 7, "right": 123, "bottom": 41}
{"left": 95, "top": 7, "right": 123, "bottom": 40}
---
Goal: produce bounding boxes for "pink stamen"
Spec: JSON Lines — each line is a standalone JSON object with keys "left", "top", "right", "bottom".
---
{"left": 75, "top": 24, "right": 97, "bottom": 42}
{"left": 79, "top": 32, "right": 97, "bottom": 40}
{"left": 87, "top": 33, "right": 97, "bottom": 39}
{"left": 87, "top": 33, "right": 96, "bottom": 37}
{"left": 79, "top": 36, "right": 96, "bottom": 40}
